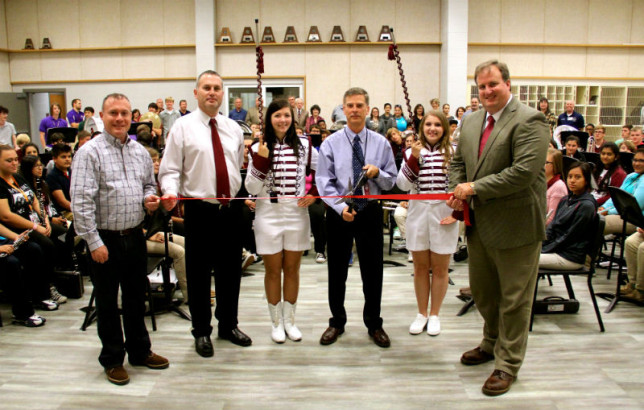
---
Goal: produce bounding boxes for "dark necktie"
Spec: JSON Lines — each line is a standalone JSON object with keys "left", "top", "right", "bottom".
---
{"left": 479, "top": 115, "right": 495, "bottom": 158}
{"left": 209, "top": 118, "right": 230, "bottom": 206}
{"left": 352, "top": 135, "right": 367, "bottom": 211}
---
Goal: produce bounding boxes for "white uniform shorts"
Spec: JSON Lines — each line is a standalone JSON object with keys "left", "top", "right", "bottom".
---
{"left": 253, "top": 199, "right": 311, "bottom": 255}
{"left": 406, "top": 200, "right": 459, "bottom": 254}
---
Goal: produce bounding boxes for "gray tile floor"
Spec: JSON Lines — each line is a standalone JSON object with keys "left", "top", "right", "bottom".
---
{"left": 1, "top": 239, "right": 643, "bottom": 409}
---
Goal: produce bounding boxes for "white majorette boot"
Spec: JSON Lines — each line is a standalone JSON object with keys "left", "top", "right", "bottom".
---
{"left": 268, "top": 301, "right": 286, "bottom": 343}
{"left": 283, "top": 301, "right": 302, "bottom": 341}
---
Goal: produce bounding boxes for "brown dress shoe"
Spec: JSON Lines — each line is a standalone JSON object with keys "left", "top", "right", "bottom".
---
{"left": 130, "top": 352, "right": 169, "bottom": 369}
{"left": 368, "top": 328, "right": 391, "bottom": 348}
{"left": 461, "top": 346, "right": 494, "bottom": 365}
{"left": 482, "top": 369, "right": 515, "bottom": 396}
{"left": 105, "top": 365, "right": 130, "bottom": 386}
{"left": 319, "top": 326, "right": 344, "bottom": 345}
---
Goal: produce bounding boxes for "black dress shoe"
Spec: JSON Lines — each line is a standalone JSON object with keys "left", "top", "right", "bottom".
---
{"left": 218, "top": 327, "right": 252, "bottom": 347}
{"left": 319, "top": 326, "right": 344, "bottom": 345}
{"left": 368, "top": 328, "right": 391, "bottom": 348}
{"left": 195, "top": 336, "right": 214, "bottom": 357}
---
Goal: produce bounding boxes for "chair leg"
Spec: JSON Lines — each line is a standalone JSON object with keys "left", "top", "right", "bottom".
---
{"left": 562, "top": 274, "right": 576, "bottom": 300}
{"left": 607, "top": 236, "right": 618, "bottom": 280}
{"left": 587, "top": 275, "right": 605, "bottom": 332}
{"left": 146, "top": 279, "right": 157, "bottom": 332}
{"left": 547, "top": 274, "right": 553, "bottom": 286}
{"left": 80, "top": 287, "right": 97, "bottom": 331}
{"left": 530, "top": 275, "right": 540, "bottom": 331}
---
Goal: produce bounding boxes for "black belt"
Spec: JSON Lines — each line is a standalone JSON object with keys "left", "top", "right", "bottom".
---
{"left": 98, "top": 225, "right": 142, "bottom": 237}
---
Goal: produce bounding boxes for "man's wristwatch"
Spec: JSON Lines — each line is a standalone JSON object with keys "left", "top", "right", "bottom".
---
{"left": 469, "top": 182, "right": 476, "bottom": 195}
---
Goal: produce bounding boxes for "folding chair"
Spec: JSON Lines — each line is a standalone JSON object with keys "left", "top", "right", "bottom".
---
{"left": 530, "top": 216, "right": 605, "bottom": 332}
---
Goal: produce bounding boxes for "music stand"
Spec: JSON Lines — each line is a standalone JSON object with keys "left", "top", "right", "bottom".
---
{"left": 619, "top": 151, "right": 634, "bottom": 174}
{"left": 584, "top": 152, "right": 601, "bottom": 170}
{"left": 596, "top": 187, "right": 644, "bottom": 312}
{"left": 47, "top": 127, "right": 77, "bottom": 145}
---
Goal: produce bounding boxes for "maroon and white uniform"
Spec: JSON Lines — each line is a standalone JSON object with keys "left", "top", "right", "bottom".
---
{"left": 396, "top": 145, "right": 458, "bottom": 254}
{"left": 245, "top": 136, "right": 318, "bottom": 254}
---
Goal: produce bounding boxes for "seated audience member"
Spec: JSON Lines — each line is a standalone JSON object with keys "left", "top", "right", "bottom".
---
{"left": 0, "top": 145, "right": 67, "bottom": 307}
{"left": 599, "top": 147, "right": 644, "bottom": 235}
{"left": 19, "top": 155, "right": 66, "bottom": 227}
{"left": 630, "top": 126, "right": 643, "bottom": 147}
{"left": 139, "top": 103, "right": 163, "bottom": 145}
{"left": 317, "top": 119, "right": 327, "bottom": 131}
{"left": 587, "top": 124, "right": 606, "bottom": 153}
{"left": 545, "top": 148, "right": 568, "bottom": 225}
{"left": 295, "top": 126, "right": 304, "bottom": 137}
{"left": 366, "top": 107, "right": 381, "bottom": 133}
{"left": 45, "top": 132, "right": 67, "bottom": 173}
{"left": 540, "top": 162, "right": 597, "bottom": 270}
{"left": 592, "top": 142, "right": 626, "bottom": 206}
{"left": 623, "top": 227, "right": 644, "bottom": 301}
{"left": 393, "top": 201, "right": 409, "bottom": 250}
{"left": 308, "top": 124, "right": 322, "bottom": 147}
{"left": 46, "top": 144, "right": 73, "bottom": 219}
{"left": 17, "top": 138, "right": 36, "bottom": 162}
{"left": 78, "top": 107, "right": 95, "bottom": 131}
{"left": 615, "top": 124, "right": 633, "bottom": 146}
{"left": 304, "top": 104, "right": 324, "bottom": 134}
{"left": 320, "top": 130, "right": 330, "bottom": 143}
{"left": 16, "top": 133, "right": 30, "bottom": 150}
{"left": 74, "top": 130, "right": 91, "bottom": 153}
{"left": 0, "top": 224, "right": 50, "bottom": 325}
{"left": 585, "top": 123, "right": 595, "bottom": 138}
{"left": 620, "top": 140, "right": 636, "bottom": 153}
{"left": 539, "top": 162, "right": 597, "bottom": 270}
{"left": 144, "top": 147, "right": 188, "bottom": 303}
{"left": 404, "top": 132, "right": 414, "bottom": 149}
{"left": 307, "top": 170, "right": 326, "bottom": 263}
{"left": 564, "top": 135, "right": 586, "bottom": 161}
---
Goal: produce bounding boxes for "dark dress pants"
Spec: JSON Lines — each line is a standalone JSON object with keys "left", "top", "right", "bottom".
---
{"left": 326, "top": 201, "right": 384, "bottom": 331}
{"left": 92, "top": 229, "right": 151, "bottom": 369}
{"left": 184, "top": 200, "right": 243, "bottom": 338}
{"left": 309, "top": 199, "right": 327, "bottom": 254}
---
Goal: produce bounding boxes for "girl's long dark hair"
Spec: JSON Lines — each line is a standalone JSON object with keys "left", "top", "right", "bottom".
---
{"left": 19, "top": 154, "right": 50, "bottom": 198}
{"left": 263, "top": 99, "right": 302, "bottom": 163}
{"left": 594, "top": 142, "right": 620, "bottom": 193}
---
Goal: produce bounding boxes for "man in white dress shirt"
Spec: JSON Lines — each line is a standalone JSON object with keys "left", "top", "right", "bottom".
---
{"left": 159, "top": 70, "right": 252, "bottom": 358}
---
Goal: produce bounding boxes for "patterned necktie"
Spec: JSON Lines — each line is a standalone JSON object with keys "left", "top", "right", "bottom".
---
{"left": 479, "top": 115, "right": 495, "bottom": 158}
{"left": 209, "top": 118, "right": 230, "bottom": 206}
{"left": 352, "top": 135, "right": 367, "bottom": 211}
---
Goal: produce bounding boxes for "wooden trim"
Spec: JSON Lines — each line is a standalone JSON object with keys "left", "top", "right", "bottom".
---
{"left": 3, "top": 44, "right": 195, "bottom": 54}
{"left": 215, "top": 41, "right": 440, "bottom": 47}
{"left": 467, "top": 75, "right": 644, "bottom": 81}
{"left": 468, "top": 42, "right": 644, "bottom": 49}
{"left": 10, "top": 75, "right": 306, "bottom": 86}
{"left": 11, "top": 77, "right": 195, "bottom": 85}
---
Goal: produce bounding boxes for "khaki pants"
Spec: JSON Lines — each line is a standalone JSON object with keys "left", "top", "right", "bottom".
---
{"left": 146, "top": 234, "right": 188, "bottom": 303}
{"left": 624, "top": 231, "right": 644, "bottom": 290}
{"left": 604, "top": 214, "right": 636, "bottom": 235}
{"left": 467, "top": 226, "right": 541, "bottom": 377}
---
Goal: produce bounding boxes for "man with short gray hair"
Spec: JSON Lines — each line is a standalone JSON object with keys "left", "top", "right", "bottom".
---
{"left": 557, "top": 100, "right": 585, "bottom": 130}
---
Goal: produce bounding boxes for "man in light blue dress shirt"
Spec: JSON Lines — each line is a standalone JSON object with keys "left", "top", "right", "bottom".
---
{"left": 316, "top": 87, "right": 397, "bottom": 348}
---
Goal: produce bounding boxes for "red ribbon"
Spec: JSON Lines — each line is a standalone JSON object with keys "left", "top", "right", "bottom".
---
{"left": 175, "top": 193, "right": 471, "bottom": 226}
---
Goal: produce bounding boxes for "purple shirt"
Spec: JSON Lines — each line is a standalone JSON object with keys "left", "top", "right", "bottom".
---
{"left": 39, "top": 116, "right": 68, "bottom": 134}
{"left": 67, "top": 109, "right": 84, "bottom": 125}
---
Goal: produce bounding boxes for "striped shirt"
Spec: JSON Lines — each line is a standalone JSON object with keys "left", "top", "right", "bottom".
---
{"left": 70, "top": 132, "right": 156, "bottom": 251}
{"left": 397, "top": 146, "right": 451, "bottom": 202}
{"left": 246, "top": 137, "right": 318, "bottom": 200}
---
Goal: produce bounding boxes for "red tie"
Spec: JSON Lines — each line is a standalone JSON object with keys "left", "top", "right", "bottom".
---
{"left": 479, "top": 115, "right": 495, "bottom": 158}
{"left": 209, "top": 118, "right": 230, "bottom": 206}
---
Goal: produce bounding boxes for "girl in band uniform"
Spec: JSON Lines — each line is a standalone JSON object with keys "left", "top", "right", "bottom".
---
{"left": 396, "top": 111, "right": 458, "bottom": 336}
{"left": 245, "top": 99, "right": 318, "bottom": 343}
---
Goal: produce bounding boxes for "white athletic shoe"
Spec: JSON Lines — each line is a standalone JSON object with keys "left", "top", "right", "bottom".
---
{"left": 315, "top": 253, "right": 327, "bottom": 263}
{"left": 409, "top": 313, "right": 428, "bottom": 335}
{"left": 427, "top": 315, "right": 441, "bottom": 336}
{"left": 408, "top": 253, "right": 413, "bottom": 263}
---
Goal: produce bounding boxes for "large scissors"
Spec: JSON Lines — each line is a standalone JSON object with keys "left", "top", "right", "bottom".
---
{"left": 335, "top": 169, "right": 369, "bottom": 212}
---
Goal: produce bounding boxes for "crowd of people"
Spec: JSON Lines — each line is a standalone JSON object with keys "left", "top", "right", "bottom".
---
{"left": 1, "top": 58, "right": 643, "bottom": 396}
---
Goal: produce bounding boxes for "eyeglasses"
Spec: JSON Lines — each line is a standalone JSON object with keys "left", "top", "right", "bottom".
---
{"left": 545, "top": 161, "right": 553, "bottom": 165}
{"left": 633, "top": 159, "right": 644, "bottom": 163}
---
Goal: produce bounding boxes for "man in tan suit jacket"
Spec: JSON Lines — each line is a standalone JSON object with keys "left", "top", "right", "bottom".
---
{"left": 293, "top": 97, "right": 309, "bottom": 129}
{"left": 448, "top": 60, "right": 549, "bottom": 396}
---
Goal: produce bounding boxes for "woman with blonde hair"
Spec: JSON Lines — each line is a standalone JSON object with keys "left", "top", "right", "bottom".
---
{"left": 396, "top": 111, "right": 458, "bottom": 336}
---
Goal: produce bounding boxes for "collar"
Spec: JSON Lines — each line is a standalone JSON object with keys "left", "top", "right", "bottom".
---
{"left": 485, "top": 94, "right": 513, "bottom": 123}
{"left": 347, "top": 126, "right": 367, "bottom": 142}
{"left": 195, "top": 108, "right": 220, "bottom": 126}
{"left": 103, "top": 131, "right": 130, "bottom": 148}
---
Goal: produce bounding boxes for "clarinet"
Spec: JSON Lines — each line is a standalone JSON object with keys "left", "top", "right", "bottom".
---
{"left": 35, "top": 178, "right": 48, "bottom": 227}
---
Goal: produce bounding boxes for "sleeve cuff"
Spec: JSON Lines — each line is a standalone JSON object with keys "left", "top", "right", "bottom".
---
{"left": 251, "top": 152, "right": 271, "bottom": 174}
{"left": 85, "top": 232, "right": 104, "bottom": 252}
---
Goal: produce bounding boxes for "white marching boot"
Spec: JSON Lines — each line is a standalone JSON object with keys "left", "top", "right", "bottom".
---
{"left": 268, "top": 302, "right": 286, "bottom": 343}
{"left": 283, "top": 301, "right": 303, "bottom": 341}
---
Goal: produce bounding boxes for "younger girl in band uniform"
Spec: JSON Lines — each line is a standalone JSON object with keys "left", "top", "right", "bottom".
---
{"left": 245, "top": 99, "right": 318, "bottom": 344}
{"left": 396, "top": 111, "right": 458, "bottom": 336}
